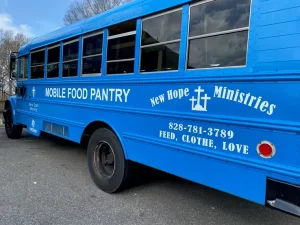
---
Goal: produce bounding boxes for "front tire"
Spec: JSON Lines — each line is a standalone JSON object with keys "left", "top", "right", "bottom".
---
{"left": 4, "top": 106, "right": 23, "bottom": 139}
{"left": 87, "top": 128, "right": 132, "bottom": 193}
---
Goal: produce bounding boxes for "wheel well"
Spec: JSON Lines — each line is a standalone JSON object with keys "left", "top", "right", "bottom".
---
{"left": 81, "top": 121, "right": 116, "bottom": 145}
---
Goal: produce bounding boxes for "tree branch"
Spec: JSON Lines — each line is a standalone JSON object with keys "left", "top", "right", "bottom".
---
{"left": 64, "top": 0, "right": 132, "bottom": 25}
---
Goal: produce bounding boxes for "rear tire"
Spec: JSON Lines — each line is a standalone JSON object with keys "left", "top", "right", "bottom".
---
{"left": 87, "top": 128, "right": 132, "bottom": 193}
{"left": 4, "top": 105, "right": 23, "bottom": 139}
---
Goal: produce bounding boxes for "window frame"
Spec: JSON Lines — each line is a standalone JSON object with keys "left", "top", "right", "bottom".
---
{"left": 46, "top": 44, "right": 60, "bottom": 79}
{"left": 186, "top": 0, "right": 252, "bottom": 71}
{"left": 106, "top": 27, "right": 137, "bottom": 76}
{"left": 139, "top": 7, "right": 183, "bottom": 74}
{"left": 62, "top": 38, "right": 79, "bottom": 78}
{"left": 30, "top": 48, "right": 45, "bottom": 79}
{"left": 81, "top": 30, "right": 104, "bottom": 77}
{"left": 17, "top": 55, "right": 29, "bottom": 80}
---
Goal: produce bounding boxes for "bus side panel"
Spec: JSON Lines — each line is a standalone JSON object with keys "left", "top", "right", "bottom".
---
{"left": 16, "top": 107, "right": 84, "bottom": 142}
{"left": 14, "top": 91, "right": 300, "bottom": 207}
{"left": 124, "top": 138, "right": 266, "bottom": 205}
{"left": 17, "top": 81, "right": 300, "bottom": 173}
{"left": 14, "top": 80, "right": 300, "bottom": 207}
{"left": 255, "top": 0, "right": 300, "bottom": 73}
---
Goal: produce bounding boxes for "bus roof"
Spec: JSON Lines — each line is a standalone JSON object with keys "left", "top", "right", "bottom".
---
{"left": 18, "top": 0, "right": 191, "bottom": 57}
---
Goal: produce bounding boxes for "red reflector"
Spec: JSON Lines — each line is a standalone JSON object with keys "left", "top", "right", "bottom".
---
{"left": 259, "top": 143, "right": 273, "bottom": 157}
{"left": 257, "top": 141, "right": 275, "bottom": 159}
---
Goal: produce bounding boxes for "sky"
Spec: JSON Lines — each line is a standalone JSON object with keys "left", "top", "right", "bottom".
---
{"left": 0, "top": 0, "right": 72, "bottom": 38}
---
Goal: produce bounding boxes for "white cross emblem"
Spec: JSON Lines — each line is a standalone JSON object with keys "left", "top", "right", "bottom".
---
{"left": 32, "top": 87, "right": 36, "bottom": 97}
{"left": 190, "top": 86, "right": 211, "bottom": 112}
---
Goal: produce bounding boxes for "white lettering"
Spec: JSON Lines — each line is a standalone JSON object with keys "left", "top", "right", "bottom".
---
{"left": 45, "top": 88, "right": 67, "bottom": 98}
{"left": 151, "top": 88, "right": 189, "bottom": 107}
{"left": 150, "top": 98, "right": 156, "bottom": 107}
{"left": 167, "top": 90, "right": 173, "bottom": 100}
{"left": 71, "top": 88, "right": 77, "bottom": 99}
{"left": 167, "top": 88, "right": 189, "bottom": 100}
{"left": 90, "top": 88, "right": 96, "bottom": 100}
{"left": 29, "top": 127, "right": 38, "bottom": 134}
{"left": 222, "top": 142, "right": 249, "bottom": 155}
{"left": 109, "top": 89, "right": 115, "bottom": 101}
{"left": 44, "top": 87, "right": 130, "bottom": 103}
{"left": 184, "top": 88, "right": 189, "bottom": 97}
{"left": 83, "top": 88, "right": 88, "bottom": 99}
{"left": 161, "top": 121, "right": 249, "bottom": 155}
{"left": 123, "top": 89, "right": 130, "bottom": 103}
{"left": 45, "top": 88, "right": 50, "bottom": 97}
{"left": 77, "top": 88, "right": 83, "bottom": 99}
{"left": 214, "top": 86, "right": 223, "bottom": 98}
{"left": 115, "top": 89, "right": 122, "bottom": 102}
{"left": 95, "top": 89, "right": 101, "bottom": 100}
{"left": 62, "top": 88, "right": 66, "bottom": 98}
{"left": 159, "top": 130, "right": 176, "bottom": 140}
{"left": 29, "top": 103, "right": 39, "bottom": 112}
{"left": 182, "top": 135, "right": 214, "bottom": 148}
{"left": 150, "top": 94, "right": 165, "bottom": 107}
{"left": 102, "top": 89, "right": 108, "bottom": 101}
{"left": 68, "top": 88, "right": 72, "bottom": 98}
{"left": 213, "top": 85, "right": 276, "bottom": 116}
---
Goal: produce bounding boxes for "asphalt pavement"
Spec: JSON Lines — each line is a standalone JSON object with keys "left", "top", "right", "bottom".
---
{"left": 0, "top": 127, "right": 299, "bottom": 225}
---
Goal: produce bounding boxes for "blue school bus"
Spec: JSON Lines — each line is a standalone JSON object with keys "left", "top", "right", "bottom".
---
{"left": 3, "top": 0, "right": 300, "bottom": 217}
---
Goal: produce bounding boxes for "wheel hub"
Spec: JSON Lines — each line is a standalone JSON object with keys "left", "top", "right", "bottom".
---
{"left": 94, "top": 141, "right": 116, "bottom": 179}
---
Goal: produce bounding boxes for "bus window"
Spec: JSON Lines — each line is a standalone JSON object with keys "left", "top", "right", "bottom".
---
{"left": 82, "top": 32, "right": 103, "bottom": 76}
{"left": 63, "top": 39, "right": 79, "bottom": 77}
{"left": 31, "top": 49, "right": 45, "bottom": 79}
{"left": 47, "top": 45, "right": 60, "bottom": 78}
{"left": 24, "top": 56, "right": 28, "bottom": 79}
{"left": 187, "top": 0, "right": 251, "bottom": 70}
{"left": 107, "top": 20, "right": 136, "bottom": 75}
{"left": 18, "top": 56, "right": 28, "bottom": 80}
{"left": 140, "top": 9, "right": 182, "bottom": 73}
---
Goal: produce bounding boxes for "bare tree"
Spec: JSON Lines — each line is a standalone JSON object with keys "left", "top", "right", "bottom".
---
{"left": 64, "top": 0, "right": 132, "bottom": 25}
{"left": 0, "top": 29, "right": 30, "bottom": 100}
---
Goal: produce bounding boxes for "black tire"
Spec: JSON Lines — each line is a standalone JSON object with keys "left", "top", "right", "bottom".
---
{"left": 87, "top": 128, "right": 132, "bottom": 193}
{"left": 4, "top": 105, "right": 23, "bottom": 139}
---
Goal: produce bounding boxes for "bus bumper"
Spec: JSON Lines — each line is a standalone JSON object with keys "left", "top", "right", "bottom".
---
{"left": 266, "top": 178, "right": 300, "bottom": 217}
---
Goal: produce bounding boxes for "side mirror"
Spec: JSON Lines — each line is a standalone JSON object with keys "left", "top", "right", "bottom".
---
{"left": 9, "top": 52, "right": 18, "bottom": 80}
